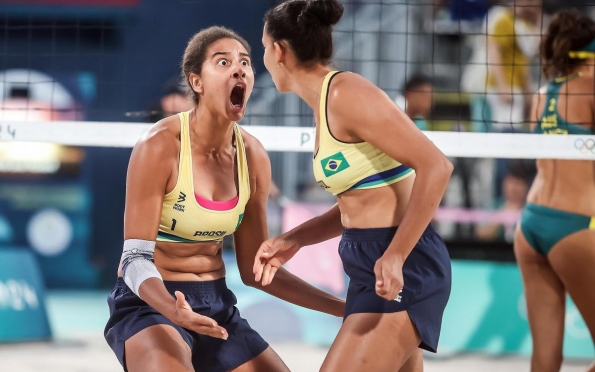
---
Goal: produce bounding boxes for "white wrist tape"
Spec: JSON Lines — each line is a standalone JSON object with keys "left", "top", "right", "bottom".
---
{"left": 122, "top": 239, "right": 162, "bottom": 299}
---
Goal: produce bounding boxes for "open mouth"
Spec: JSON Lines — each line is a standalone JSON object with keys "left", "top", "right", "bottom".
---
{"left": 230, "top": 84, "right": 245, "bottom": 110}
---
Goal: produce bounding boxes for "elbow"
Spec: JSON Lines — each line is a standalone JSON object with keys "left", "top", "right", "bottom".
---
{"left": 440, "top": 157, "right": 454, "bottom": 179}
{"left": 422, "top": 156, "right": 453, "bottom": 182}
{"left": 439, "top": 158, "right": 454, "bottom": 185}
{"left": 239, "top": 269, "right": 257, "bottom": 288}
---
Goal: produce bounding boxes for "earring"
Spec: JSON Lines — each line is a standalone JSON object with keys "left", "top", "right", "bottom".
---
{"left": 277, "top": 64, "right": 281, "bottom": 68}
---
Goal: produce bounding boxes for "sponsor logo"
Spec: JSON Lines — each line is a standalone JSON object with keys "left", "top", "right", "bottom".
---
{"left": 174, "top": 191, "right": 186, "bottom": 212}
{"left": 194, "top": 231, "right": 226, "bottom": 237}
{"left": 317, "top": 180, "right": 330, "bottom": 189}
{"left": 394, "top": 289, "right": 403, "bottom": 303}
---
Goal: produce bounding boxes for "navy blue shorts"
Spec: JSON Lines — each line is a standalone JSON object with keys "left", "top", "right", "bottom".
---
{"left": 104, "top": 277, "right": 269, "bottom": 372}
{"left": 339, "top": 224, "right": 451, "bottom": 352}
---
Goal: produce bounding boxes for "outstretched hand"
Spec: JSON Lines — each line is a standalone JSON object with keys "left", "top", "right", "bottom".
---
{"left": 253, "top": 236, "right": 301, "bottom": 286}
{"left": 171, "top": 291, "right": 228, "bottom": 340}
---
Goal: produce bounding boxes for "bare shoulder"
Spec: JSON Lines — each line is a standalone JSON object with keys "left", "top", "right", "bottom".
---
{"left": 327, "top": 73, "right": 390, "bottom": 112}
{"left": 133, "top": 115, "right": 181, "bottom": 160}
{"left": 570, "top": 75, "right": 595, "bottom": 94}
{"left": 326, "top": 72, "right": 398, "bottom": 137}
{"left": 328, "top": 72, "right": 379, "bottom": 100}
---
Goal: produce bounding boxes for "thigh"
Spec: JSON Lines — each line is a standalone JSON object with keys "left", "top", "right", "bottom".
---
{"left": 321, "top": 312, "right": 421, "bottom": 372}
{"left": 514, "top": 227, "right": 565, "bottom": 370}
{"left": 125, "top": 324, "right": 193, "bottom": 372}
{"left": 229, "top": 347, "right": 289, "bottom": 372}
{"left": 548, "top": 229, "right": 595, "bottom": 344}
{"left": 399, "top": 348, "right": 423, "bottom": 372}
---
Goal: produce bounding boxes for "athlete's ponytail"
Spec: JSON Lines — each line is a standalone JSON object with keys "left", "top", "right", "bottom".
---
{"left": 264, "top": 0, "right": 344, "bottom": 67}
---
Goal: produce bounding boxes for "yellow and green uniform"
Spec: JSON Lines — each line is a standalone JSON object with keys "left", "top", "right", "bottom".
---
{"left": 313, "top": 71, "right": 414, "bottom": 196}
{"left": 157, "top": 111, "right": 250, "bottom": 243}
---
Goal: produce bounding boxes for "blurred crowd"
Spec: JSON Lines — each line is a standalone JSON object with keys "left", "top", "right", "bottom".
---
{"left": 0, "top": 0, "right": 588, "bottom": 262}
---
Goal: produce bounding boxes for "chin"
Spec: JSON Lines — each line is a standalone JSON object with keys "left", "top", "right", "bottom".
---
{"left": 226, "top": 110, "right": 245, "bottom": 122}
{"left": 271, "top": 77, "right": 290, "bottom": 94}
{"left": 275, "top": 82, "right": 291, "bottom": 93}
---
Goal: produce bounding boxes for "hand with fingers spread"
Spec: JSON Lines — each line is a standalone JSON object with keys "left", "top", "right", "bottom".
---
{"left": 373, "top": 252, "right": 405, "bottom": 301}
{"left": 253, "top": 236, "right": 301, "bottom": 286}
{"left": 171, "top": 291, "right": 229, "bottom": 340}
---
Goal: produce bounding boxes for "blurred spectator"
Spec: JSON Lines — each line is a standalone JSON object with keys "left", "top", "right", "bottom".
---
{"left": 475, "top": 163, "right": 529, "bottom": 242}
{"left": 395, "top": 74, "right": 434, "bottom": 131}
{"left": 403, "top": 75, "right": 433, "bottom": 131}
{"left": 484, "top": 0, "right": 542, "bottom": 133}
{"left": 148, "top": 76, "right": 193, "bottom": 122}
{"left": 460, "top": 0, "right": 542, "bottom": 212}
{"left": 449, "top": 0, "right": 488, "bottom": 22}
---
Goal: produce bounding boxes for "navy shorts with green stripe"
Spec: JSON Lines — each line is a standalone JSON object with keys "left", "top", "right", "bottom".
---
{"left": 339, "top": 224, "right": 451, "bottom": 352}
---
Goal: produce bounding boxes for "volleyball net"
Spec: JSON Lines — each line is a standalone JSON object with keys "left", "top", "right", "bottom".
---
{"left": 0, "top": 0, "right": 594, "bottom": 256}
{"left": 0, "top": 120, "right": 594, "bottom": 159}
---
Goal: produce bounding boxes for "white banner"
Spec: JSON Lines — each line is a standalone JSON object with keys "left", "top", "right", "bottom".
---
{"left": 0, "top": 120, "right": 594, "bottom": 160}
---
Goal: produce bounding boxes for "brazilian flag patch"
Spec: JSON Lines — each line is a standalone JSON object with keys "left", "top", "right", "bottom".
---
{"left": 320, "top": 152, "right": 350, "bottom": 177}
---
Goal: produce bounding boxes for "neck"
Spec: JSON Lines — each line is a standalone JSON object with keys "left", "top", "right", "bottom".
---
{"left": 287, "top": 64, "right": 333, "bottom": 111}
{"left": 189, "top": 105, "right": 235, "bottom": 153}
{"left": 569, "top": 63, "right": 595, "bottom": 77}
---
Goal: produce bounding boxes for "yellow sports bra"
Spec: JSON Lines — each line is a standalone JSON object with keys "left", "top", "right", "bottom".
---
{"left": 313, "top": 71, "right": 415, "bottom": 195}
{"left": 157, "top": 111, "right": 250, "bottom": 243}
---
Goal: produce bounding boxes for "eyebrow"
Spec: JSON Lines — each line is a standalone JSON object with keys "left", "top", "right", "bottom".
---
{"left": 211, "top": 51, "right": 251, "bottom": 59}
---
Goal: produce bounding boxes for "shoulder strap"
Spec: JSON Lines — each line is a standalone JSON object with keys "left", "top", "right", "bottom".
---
{"left": 233, "top": 124, "right": 251, "bottom": 199}
{"left": 177, "top": 111, "right": 192, "bottom": 177}
{"left": 318, "top": 71, "right": 345, "bottom": 139}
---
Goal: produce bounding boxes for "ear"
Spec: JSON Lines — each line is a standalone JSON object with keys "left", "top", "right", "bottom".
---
{"left": 188, "top": 72, "right": 203, "bottom": 95}
{"left": 273, "top": 40, "right": 288, "bottom": 66}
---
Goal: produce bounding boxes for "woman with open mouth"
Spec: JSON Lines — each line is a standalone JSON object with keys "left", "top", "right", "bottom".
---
{"left": 104, "top": 26, "right": 345, "bottom": 372}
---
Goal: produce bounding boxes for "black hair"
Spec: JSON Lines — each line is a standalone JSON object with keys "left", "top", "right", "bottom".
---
{"left": 264, "top": 0, "right": 344, "bottom": 67}
{"left": 182, "top": 26, "right": 251, "bottom": 105}
{"left": 402, "top": 74, "right": 433, "bottom": 94}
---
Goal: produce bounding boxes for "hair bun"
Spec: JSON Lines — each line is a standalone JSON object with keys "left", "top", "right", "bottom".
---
{"left": 300, "top": 0, "right": 344, "bottom": 27}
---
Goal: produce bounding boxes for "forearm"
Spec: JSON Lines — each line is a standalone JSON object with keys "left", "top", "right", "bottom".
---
{"left": 138, "top": 277, "right": 177, "bottom": 318}
{"left": 247, "top": 268, "right": 344, "bottom": 317}
{"left": 387, "top": 164, "right": 452, "bottom": 260}
{"left": 284, "top": 204, "right": 343, "bottom": 247}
